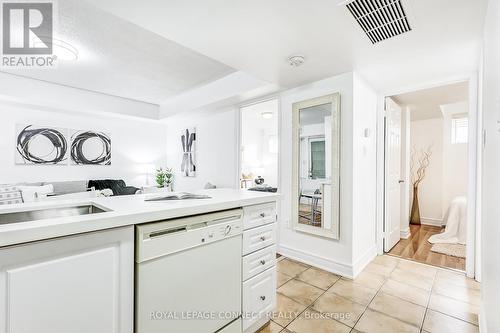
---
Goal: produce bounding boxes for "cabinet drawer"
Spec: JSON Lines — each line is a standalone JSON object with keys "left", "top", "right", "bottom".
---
{"left": 242, "top": 223, "right": 276, "bottom": 255}
{"left": 242, "top": 245, "right": 276, "bottom": 281}
{"left": 243, "top": 202, "right": 276, "bottom": 230}
{"left": 242, "top": 267, "right": 276, "bottom": 331}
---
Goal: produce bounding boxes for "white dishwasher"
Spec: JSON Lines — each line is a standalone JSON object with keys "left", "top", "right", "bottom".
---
{"left": 135, "top": 209, "right": 243, "bottom": 333}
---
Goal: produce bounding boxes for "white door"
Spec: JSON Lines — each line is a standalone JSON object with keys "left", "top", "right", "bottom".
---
{"left": 385, "top": 97, "right": 403, "bottom": 252}
{"left": 0, "top": 227, "right": 134, "bottom": 333}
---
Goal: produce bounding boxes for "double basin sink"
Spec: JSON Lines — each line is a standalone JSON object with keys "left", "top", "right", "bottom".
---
{"left": 0, "top": 204, "right": 109, "bottom": 225}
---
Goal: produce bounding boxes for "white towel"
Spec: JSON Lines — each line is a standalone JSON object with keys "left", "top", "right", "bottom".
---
{"left": 428, "top": 196, "right": 467, "bottom": 245}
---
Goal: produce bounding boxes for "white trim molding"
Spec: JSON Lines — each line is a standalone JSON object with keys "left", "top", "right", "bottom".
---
{"left": 400, "top": 227, "right": 411, "bottom": 239}
{"left": 278, "top": 244, "right": 354, "bottom": 278}
{"left": 277, "top": 244, "right": 377, "bottom": 279}
{"left": 479, "top": 302, "right": 487, "bottom": 333}
{"left": 352, "top": 245, "right": 378, "bottom": 278}
{"left": 420, "top": 217, "right": 444, "bottom": 227}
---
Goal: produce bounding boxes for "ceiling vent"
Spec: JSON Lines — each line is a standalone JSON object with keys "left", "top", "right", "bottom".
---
{"left": 345, "top": 0, "right": 411, "bottom": 44}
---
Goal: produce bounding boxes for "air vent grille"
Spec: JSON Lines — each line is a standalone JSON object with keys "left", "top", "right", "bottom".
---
{"left": 346, "top": 0, "right": 411, "bottom": 44}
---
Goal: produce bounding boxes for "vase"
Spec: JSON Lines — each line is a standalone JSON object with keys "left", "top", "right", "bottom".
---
{"left": 410, "top": 185, "right": 421, "bottom": 225}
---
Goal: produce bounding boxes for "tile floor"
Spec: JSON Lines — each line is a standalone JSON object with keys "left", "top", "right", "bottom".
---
{"left": 259, "top": 255, "right": 480, "bottom": 333}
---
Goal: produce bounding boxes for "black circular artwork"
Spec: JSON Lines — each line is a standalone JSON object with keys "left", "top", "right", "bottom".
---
{"left": 70, "top": 131, "right": 111, "bottom": 165}
{"left": 16, "top": 125, "right": 67, "bottom": 164}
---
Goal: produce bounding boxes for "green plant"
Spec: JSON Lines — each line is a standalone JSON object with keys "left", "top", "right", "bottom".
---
{"left": 156, "top": 167, "right": 174, "bottom": 188}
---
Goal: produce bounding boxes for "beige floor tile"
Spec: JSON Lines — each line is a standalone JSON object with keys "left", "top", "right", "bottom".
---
{"left": 364, "top": 262, "right": 395, "bottom": 277}
{"left": 436, "top": 270, "right": 481, "bottom": 290}
{"left": 349, "top": 271, "right": 386, "bottom": 290}
{"left": 257, "top": 320, "right": 284, "bottom": 333}
{"left": 277, "top": 259, "right": 309, "bottom": 277}
{"left": 271, "top": 294, "right": 307, "bottom": 327}
{"left": 286, "top": 309, "right": 351, "bottom": 333}
{"left": 354, "top": 309, "right": 419, "bottom": 333}
{"left": 328, "top": 279, "right": 378, "bottom": 306}
{"left": 380, "top": 279, "right": 430, "bottom": 306}
{"left": 311, "top": 291, "right": 366, "bottom": 327}
{"left": 389, "top": 267, "right": 434, "bottom": 291}
{"left": 277, "top": 279, "right": 324, "bottom": 306}
{"left": 422, "top": 309, "right": 479, "bottom": 333}
{"left": 373, "top": 255, "right": 400, "bottom": 268}
{"left": 277, "top": 272, "right": 293, "bottom": 288}
{"left": 433, "top": 280, "right": 481, "bottom": 305}
{"left": 296, "top": 267, "right": 341, "bottom": 290}
{"left": 397, "top": 259, "right": 437, "bottom": 279}
{"left": 368, "top": 292, "right": 426, "bottom": 327}
{"left": 428, "top": 293, "right": 479, "bottom": 325}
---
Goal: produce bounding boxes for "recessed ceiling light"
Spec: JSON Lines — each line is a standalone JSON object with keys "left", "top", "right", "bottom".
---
{"left": 261, "top": 112, "right": 273, "bottom": 119}
{"left": 288, "top": 55, "right": 305, "bottom": 67}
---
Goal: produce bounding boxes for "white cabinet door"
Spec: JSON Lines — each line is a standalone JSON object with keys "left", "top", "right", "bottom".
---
{"left": 0, "top": 226, "right": 134, "bottom": 333}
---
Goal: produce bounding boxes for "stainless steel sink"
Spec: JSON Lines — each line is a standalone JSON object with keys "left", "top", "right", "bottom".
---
{"left": 0, "top": 204, "right": 109, "bottom": 225}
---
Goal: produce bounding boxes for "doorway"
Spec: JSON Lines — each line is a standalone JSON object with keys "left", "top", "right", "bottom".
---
{"left": 238, "top": 99, "right": 280, "bottom": 191}
{"left": 383, "top": 81, "right": 473, "bottom": 272}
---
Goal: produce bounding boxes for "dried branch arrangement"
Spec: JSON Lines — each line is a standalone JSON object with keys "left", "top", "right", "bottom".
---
{"left": 410, "top": 145, "right": 432, "bottom": 187}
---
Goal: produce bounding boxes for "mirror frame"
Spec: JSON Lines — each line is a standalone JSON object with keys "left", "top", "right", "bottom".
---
{"left": 292, "top": 93, "right": 341, "bottom": 239}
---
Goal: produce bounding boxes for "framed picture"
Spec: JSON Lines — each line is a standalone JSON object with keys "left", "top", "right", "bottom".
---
{"left": 181, "top": 127, "right": 196, "bottom": 177}
{"left": 15, "top": 124, "right": 68, "bottom": 165}
{"left": 70, "top": 130, "right": 111, "bottom": 165}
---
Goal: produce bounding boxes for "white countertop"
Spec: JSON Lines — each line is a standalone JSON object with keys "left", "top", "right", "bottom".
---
{"left": 0, "top": 189, "right": 279, "bottom": 247}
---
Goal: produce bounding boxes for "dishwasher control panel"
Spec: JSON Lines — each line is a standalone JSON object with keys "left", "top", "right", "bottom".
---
{"left": 204, "top": 221, "right": 242, "bottom": 243}
{"left": 136, "top": 209, "right": 244, "bottom": 263}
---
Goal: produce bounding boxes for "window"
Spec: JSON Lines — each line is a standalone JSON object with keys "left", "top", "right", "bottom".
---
{"left": 310, "top": 140, "right": 326, "bottom": 179}
{"left": 451, "top": 116, "right": 468, "bottom": 144}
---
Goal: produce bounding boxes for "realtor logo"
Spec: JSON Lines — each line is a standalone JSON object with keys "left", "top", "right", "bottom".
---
{"left": 2, "top": 2, "right": 53, "bottom": 54}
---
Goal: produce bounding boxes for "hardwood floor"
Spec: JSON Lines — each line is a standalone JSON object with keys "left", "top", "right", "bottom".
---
{"left": 387, "top": 224, "right": 466, "bottom": 271}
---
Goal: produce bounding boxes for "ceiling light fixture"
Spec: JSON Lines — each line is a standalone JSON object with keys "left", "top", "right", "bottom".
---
{"left": 288, "top": 55, "right": 305, "bottom": 67}
{"left": 261, "top": 112, "right": 273, "bottom": 119}
{"left": 33, "top": 37, "right": 79, "bottom": 61}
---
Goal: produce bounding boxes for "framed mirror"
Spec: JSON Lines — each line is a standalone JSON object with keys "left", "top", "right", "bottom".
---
{"left": 292, "top": 93, "right": 340, "bottom": 239}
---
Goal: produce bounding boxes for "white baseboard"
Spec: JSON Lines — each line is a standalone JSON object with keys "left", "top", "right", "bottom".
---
{"left": 277, "top": 244, "right": 377, "bottom": 279}
{"left": 400, "top": 227, "right": 411, "bottom": 239}
{"left": 479, "top": 302, "right": 487, "bottom": 333}
{"left": 352, "top": 244, "right": 377, "bottom": 278}
{"left": 277, "top": 244, "right": 354, "bottom": 278}
{"left": 420, "top": 217, "right": 443, "bottom": 227}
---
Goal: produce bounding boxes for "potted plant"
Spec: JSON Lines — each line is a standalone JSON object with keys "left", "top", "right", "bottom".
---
{"left": 156, "top": 167, "right": 174, "bottom": 191}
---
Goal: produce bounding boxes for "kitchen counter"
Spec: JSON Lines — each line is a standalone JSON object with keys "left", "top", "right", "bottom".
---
{"left": 0, "top": 189, "right": 279, "bottom": 247}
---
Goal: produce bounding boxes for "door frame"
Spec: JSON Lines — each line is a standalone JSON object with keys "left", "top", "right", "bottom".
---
{"left": 236, "top": 96, "right": 282, "bottom": 191}
{"left": 376, "top": 73, "right": 480, "bottom": 279}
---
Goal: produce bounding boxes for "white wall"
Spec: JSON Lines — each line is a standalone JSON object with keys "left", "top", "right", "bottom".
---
{"left": 481, "top": 0, "right": 500, "bottom": 331}
{"left": 441, "top": 102, "right": 469, "bottom": 216}
{"left": 410, "top": 118, "right": 444, "bottom": 223}
{"left": 0, "top": 103, "right": 167, "bottom": 187}
{"left": 351, "top": 74, "right": 378, "bottom": 273}
{"left": 278, "top": 72, "right": 378, "bottom": 278}
{"left": 165, "top": 108, "right": 238, "bottom": 191}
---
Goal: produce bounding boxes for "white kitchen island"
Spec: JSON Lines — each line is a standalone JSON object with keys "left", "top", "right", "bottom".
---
{"left": 0, "top": 189, "right": 279, "bottom": 333}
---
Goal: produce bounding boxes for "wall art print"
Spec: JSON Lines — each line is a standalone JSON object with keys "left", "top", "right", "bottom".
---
{"left": 181, "top": 127, "right": 196, "bottom": 177}
{"left": 16, "top": 124, "right": 68, "bottom": 165}
{"left": 70, "top": 130, "right": 111, "bottom": 165}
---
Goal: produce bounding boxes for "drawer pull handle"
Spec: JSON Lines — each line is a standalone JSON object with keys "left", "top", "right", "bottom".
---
{"left": 260, "top": 213, "right": 266, "bottom": 217}
{"left": 260, "top": 296, "right": 266, "bottom": 301}
{"left": 260, "top": 236, "right": 266, "bottom": 241}
{"left": 260, "top": 260, "right": 266, "bottom": 265}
